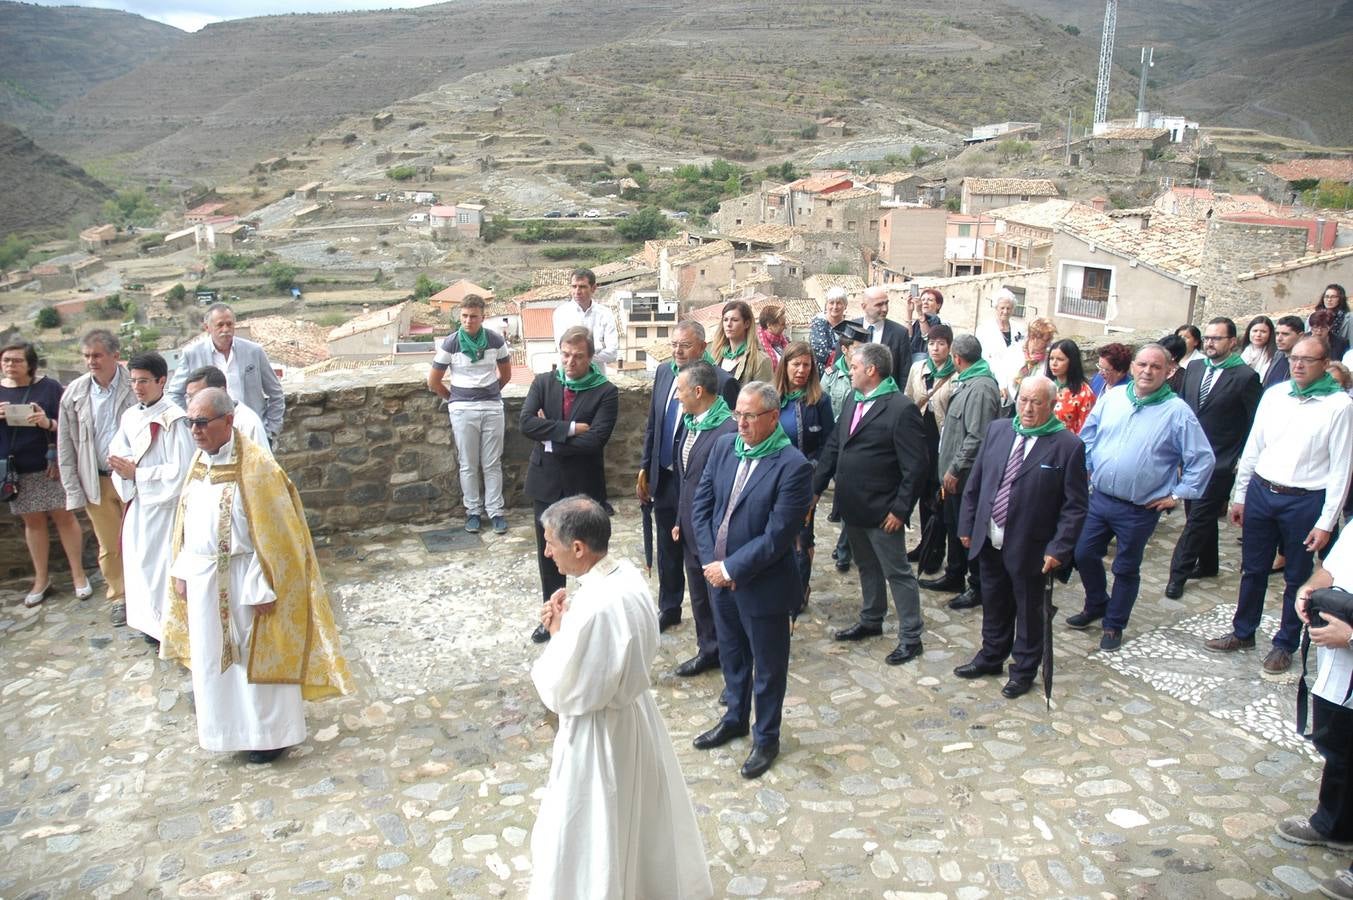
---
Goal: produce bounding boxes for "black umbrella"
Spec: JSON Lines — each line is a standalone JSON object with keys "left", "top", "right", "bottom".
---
{"left": 914, "top": 489, "right": 947, "bottom": 574}
{"left": 640, "top": 500, "right": 654, "bottom": 573}
{"left": 1042, "top": 573, "right": 1057, "bottom": 709}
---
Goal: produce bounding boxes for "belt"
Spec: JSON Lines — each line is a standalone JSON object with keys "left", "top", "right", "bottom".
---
{"left": 97, "top": 469, "right": 111, "bottom": 477}
{"left": 1255, "top": 475, "right": 1318, "bottom": 496}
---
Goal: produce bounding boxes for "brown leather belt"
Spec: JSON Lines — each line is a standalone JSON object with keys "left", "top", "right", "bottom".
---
{"left": 1255, "top": 474, "right": 1316, "bottom": 496}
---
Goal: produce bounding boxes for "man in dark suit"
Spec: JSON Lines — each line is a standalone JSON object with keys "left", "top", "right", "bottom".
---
{"left": 1166, "top": 317, "right": 1262, "bottom": 598}
{"left": 638, "top": 321, "right": 740, "bottom": 633}
{"left": 852, "top": 285, "right": 914, "bottom": 390}
{"left": 690, "top": 381, "right": 812, "bottom": 779}
{"left": 521, "top": 325, "right": 620, "bottom": 642}
{"left": 956, "top": 375, "right": 1088, "bottom": 698}
{"left": 813, "top": 342, "right": 929, "bottom": 664}
{"left": 671, "top": 361, "right": 739, "bottom": 677}
{"left": 1264, "top": 315, "right": 1305, "bottom": 390}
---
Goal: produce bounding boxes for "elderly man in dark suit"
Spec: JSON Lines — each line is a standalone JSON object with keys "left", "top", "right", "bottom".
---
{"left": 670, "top": 361, "right": 739, "bottom": 677}
{"left": 956, "top": 375, "right": 1088, "bottom": 698}
{"left": 813, "top": 341, "right": 929, "bottom": 665}
{"left": 638, "top": 321, "right": 740, "bottom": 632}
{"left": 852, "top": 285, "right": 914, "bottom": 390}
{"left": 1166, "top": 317, "right": 1262, "bottom": 598}
{"left": 521, "top": 325, "right": 620, "bottom": 643}
{"left": 690, "top": 381, "right": 812, "bottom": 779}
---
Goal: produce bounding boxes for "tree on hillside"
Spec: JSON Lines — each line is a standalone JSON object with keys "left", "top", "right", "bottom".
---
{"left": 614, "top": 207, "right": 672, "bottom": 242}
{"left": 264, "top": 263, "right": 299, "bottom": 292}
{"left": 36, "top": 307, "right": 61, "bottom": 329}
{"left": 102, "top": 189, "right": 159, "bottom": 227}
{"left": 413, "top": 273, "right": 445, "bottom": 300}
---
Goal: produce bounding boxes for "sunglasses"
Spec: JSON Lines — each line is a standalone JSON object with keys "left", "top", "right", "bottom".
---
{"left": 186, "top": 412, "right": 230, "bottom": 429}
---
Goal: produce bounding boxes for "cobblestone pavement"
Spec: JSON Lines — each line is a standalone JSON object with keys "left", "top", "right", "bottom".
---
{"left": 2, "top": 502, "right": 1346, "bottom": 899}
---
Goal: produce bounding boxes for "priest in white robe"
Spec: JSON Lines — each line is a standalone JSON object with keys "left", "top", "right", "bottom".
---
{"left": 107, "top": 351, "right": 195, "bottom": 643}
{"left": 164, "top": 388, "right": 351, "bottom": 763}
{"left": 183, "top": 364, "right": 272, "bottom": 455}
{"left": 529, "top": 495, "right": 712, "bottom": 900}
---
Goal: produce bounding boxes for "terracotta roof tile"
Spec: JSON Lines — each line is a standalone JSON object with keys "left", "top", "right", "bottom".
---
{"left": 964, "top": 178, "right": 1060, "bottom": 197}
{"left": 1264, "top": 159, "right": 1353, "bottom": 182}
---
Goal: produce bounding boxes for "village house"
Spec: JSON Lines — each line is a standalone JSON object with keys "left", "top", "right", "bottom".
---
{"left": 944, "top": 213, "right": 999, "bottom": 277}
{"left": 984, "top": 199, "right": 1111, "bottom": 275}
{"left": 235, "top": 317, "right": 330, "bottom": 373}
{"left": 875, "top": 205, "right": 947, "bottom": 282}
{"left": 613, "top": 289, "right": 677, "bottom": 365}
{"left": 1077, "top": 128, "right": 1171, "bottom": 176}
{"left": 965, "top": 122, "right": 1041, "bottom": 145}
{"left": 521, "top": 307, "right": 559, "bottom": 374}
{"left": 1152, "top": 186, "right": 1277, "bottom": 221}
{"left": 859, "top": 172, "right": 925, "bottom": 205}
{"left": 79, "top": 224, "right": 117, "bottom": 252}
{"left": 295, "top": 181, "right": 323, "bottom": 200}
{"left": 659, "top": 240, "right": 735, "bottom": 309}
{"left": 728, "top": 252, "right": 804, "bottom": 298}
{"left": 803, "top": 274, "right": 867, "bottom": 310}
{"left": 1260, "top": 158, "right": 1353, "bottom": 202}
{"left": 326, "top": 302, "right": 415, "bottom": 360}
{"left": 184, "top": 201, "right": 228, "bottom": 225}
{"left": 816, "top": 117, "right": 847, "bottom": 138}
{"left": 1236, "top": 246, "right": 1353, "bottom": 315}
{"left": 959, "top": 177, "right": 1060, "bottom": 216}
{"left": 428, "top": 279, "right": 495, "bottom": 314}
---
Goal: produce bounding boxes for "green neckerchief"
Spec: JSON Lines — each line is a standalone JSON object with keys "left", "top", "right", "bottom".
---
{"left": 1054, "top": 378, "right": 1068, "bottom": 391}
{"left": 1012, "top": 415, "right": 1067, "bottom": 438}
{"left": 1204, "top": 353, "right": 1245, "bottom": 371}
{"left": 832, "top": 353, "right": 850, "bottom": 377}
{"left": 1290, "top": 372, "right": 1343, "bottom": 399}
{"left": 955, "top": 357, "right": 995, "bottom": 383}
{"left": 683, "top": 396, "right": 731, "bottom": 432}
{"left": 669, "top": 350, "right": 717, "bottom": 374}
{"left": 722, "top": 341, "right": 748, "bottom": 360}
{"left": 780, "top": 388, "right": 806, "bottom": 407}
{"left": 926, "top": 357, "right": 955, "bottom": 379}
{"left": 555, "top": 362, "right": 608, "bottom": 392}
{"left": 734, "top": 423, "right": 792, "bottom": 459}
{"left": 853, "top": 376, "right": 900, "bottom": 403}
{"left": 1127, "top": 382, "right": 1174, "bottom": 408}
{"left": 457, "top": 326, "right": 487, "bottom": 363}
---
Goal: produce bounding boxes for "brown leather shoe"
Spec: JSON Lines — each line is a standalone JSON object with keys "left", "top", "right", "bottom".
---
{"left": 1262, "top": 647, "right": 1293, "bottom": 674}
{"left": 1203, "top": 633, "right": 1255, "bottom": 653}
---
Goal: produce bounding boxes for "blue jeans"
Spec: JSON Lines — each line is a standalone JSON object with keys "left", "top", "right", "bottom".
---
{"left": 1073, "top": 491, "right": 1162, "bottom": 632}
{"left": 1233, "top": 481, "right": 1324, "bottom": 652}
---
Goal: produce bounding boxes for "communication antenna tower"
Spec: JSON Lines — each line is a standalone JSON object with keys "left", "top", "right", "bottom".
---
{"left": 1136, "top": 47, "right": 1154, "bottom": 127}
{"left": 1093, "top": 0, "right": 1118, "bottom": 133}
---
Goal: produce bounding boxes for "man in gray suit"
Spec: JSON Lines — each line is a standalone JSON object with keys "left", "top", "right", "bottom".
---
{"left": 167, "top": 304, "right": 285, "bottom": 443}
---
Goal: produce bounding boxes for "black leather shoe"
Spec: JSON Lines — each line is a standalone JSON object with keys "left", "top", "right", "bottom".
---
{"left": 885, "top": 641, "right": 923, "bottom": 665}
{"left": 906, "top": 547, "right": 921, "bottom": 562}
{"left": 834, "top": 622, "right": 883, "bottom": 641}
{"left": 947, "top": 588, "right": 981, "bottom": 610}
{"left": 693, "top": 720, "right": 749, "bottom": 750}
{"left": 1164, "top": 579, "right": 1185, "bottom": 600}
{"left": 740, "top": 741, "right": 779, "bottom": 779}
{"left": 247, "top": 747, "right": 288, "bottom": 764}
{"left": 1000, "top": 678, "right": 1034, "bottom": 699}
{"left": 919, "top": 574, "right": 965, "bottom": 592}
{"left": 834, "top": 559, "right": 850, "bottom": 573}
{"left": 954, "top": 659, "right": 1003, "bottom": 679}
{"left": 1065, "top": 609, "right": 1102, "bottom": 630}
{"left": 658, "top": 608, "right": 681, "bottom": 632}
{"left": 1188, "top": 567, "right": 1218, "bottom": 580}
{"left": 531, "top": 623, "right": 551, "bottom": 644}
{"left": 674, "top": 653, "right": 720, "bottom": 677}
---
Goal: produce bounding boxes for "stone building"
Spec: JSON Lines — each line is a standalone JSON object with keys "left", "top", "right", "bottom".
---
{"left": 959, "top": 177, "right": 1060, "bottom": 216}
{"left": 875, "top": 206, "right": 947, "bottom": 282}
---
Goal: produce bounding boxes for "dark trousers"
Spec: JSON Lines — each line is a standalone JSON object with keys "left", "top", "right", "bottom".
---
{"left": 1311, "top": 694, "right": 1353, "bottom": 842}
{"left": 793, "top": 514, "right": 816, "bottom": 602}
{"left": 1234, "top": 482, "right": 1324, "bottom": 652}
{"left": 834, "top": 528, "right": 851, "bottom": 565}
{"left": 1169, "top": 468, "right": 1235, "bottom": 581}
{"left": 533, "top": 499, "right": 565, "bottom": 604}
{"left": 845, "top": 523, "right": 923, "bottom": 644}
{"left": 681, "top": 546, "right": 720, "bottom": 658}
{"left": 652, "top": 473, "right": 684, "bottom": 615}
{"left": 1073, "top": 491, "right": 1162, "bottom": 631}
{"left": 942, "top": 473, "right": 980, "bottom": 590}
{"left": 975, "top": 544, "right": 1045, "bottom": 680}
{"left": 712, "top": 589, "right": 790, "bottom": 747}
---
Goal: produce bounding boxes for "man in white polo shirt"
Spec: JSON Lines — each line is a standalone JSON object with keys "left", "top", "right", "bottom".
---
{"left": 428, "top": 294, "right": 513, "bottom": 534}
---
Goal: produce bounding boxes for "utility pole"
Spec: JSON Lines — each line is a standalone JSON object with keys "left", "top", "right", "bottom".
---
{"left": 1066, "top": 108, "right": 1074, "bottom": 166}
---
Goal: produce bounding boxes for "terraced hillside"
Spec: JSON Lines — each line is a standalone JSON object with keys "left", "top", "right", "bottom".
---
{"left": 0, "top": 123, "right": 113, "bottom": 237}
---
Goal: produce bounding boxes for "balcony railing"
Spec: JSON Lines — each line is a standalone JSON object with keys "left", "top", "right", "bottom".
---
{"left": 1057, "top": 289, "right": 1109, "bottom": 320}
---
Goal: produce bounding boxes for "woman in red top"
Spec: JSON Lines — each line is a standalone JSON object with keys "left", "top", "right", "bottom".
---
{"left": 1045, "top": 338, "right": 1096, "bottom": 433}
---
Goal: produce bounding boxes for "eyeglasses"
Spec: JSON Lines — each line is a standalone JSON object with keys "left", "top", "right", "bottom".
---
{"left": 1200, "top": 336, "right": 1230, "bottom": 343}
{"left": 1289, "top": 355, "right": 1328, "bottom": 366}
{"left": 669, "top": 341, "right": 696, "bottom": 351}
{"left": 186, "top": 413, "right": 230, "bottom": 429}
{"left": 732, "top": 410, "right": 774, "bottom": 424}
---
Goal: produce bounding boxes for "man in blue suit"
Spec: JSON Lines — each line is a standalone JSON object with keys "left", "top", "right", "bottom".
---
{"left": 691, "top": 381, "right": 812, "bottom": 779}
{"left": 956, "top": 376, "right": 1088, "bottom": 698}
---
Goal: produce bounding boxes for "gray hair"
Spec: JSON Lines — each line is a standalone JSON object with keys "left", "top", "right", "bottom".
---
{"left": 853, "top": 342, "right": 892, "bottom": 379}
{"left": 739, "top": 380, "right": 779, "bottom": 413}
{"left": 680, "top": 361, "right": 719, "bottom": 397}
{"left": 952, "top": 333, "right": 983, "bottom": 365}
{"left": 674, "top": 320, "right": 706, "bottom": 343}
{"left": 1018, "top": 373, "right": 1058, "bottom": 404}
{"left": 540, "top": 495, "right": 611, "bottom": 554}
{"left": 80, "top": 328, "right": 120, "bottom": 355}
{"left": 190, "top": 386, "right": 235, "bottom": 417}
{"left": 1135, "top": 343, "right": 1172, "bottom": 366}
{"left": 559, "top": 324, "right": 595, "bottom": 356}
{"left": 202, "top": 302, "right": 234, "bottom": 324}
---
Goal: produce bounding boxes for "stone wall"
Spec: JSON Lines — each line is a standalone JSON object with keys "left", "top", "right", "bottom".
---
{"left": 1197, "top": 219, "right": 1310, "bottom": 322}
{"left": 2, "top": 367, "right": 654, "bottom": 580}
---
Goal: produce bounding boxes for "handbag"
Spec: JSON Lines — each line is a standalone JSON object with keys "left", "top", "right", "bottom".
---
{"left": 914, "top": 490, "right": 947, "bottom": 575}
{"left": 0, "top": 455, "right": 18, "bottom": 502}
{"left": 1296, "top": 587, "right": 1353, "bottom": 734}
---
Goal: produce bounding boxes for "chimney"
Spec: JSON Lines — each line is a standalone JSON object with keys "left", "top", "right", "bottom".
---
{"left": 1089, "top": 196, "right": 1108, "bottom": 212}
{"left": 1314, "top": 217, "right": 1327, "bottom": 251}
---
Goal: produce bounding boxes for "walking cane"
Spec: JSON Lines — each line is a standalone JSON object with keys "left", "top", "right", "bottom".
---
{"left": 1042, "top": 573, "right": 1057, "bottom": 710}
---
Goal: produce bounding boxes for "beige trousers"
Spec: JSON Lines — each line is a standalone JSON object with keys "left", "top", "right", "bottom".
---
{"left": 84, "top": 475, "right": 125, "bottom": 603}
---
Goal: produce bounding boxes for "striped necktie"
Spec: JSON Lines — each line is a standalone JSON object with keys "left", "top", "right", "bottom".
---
{"left": 991, "top": 435, "right": 1026, "bottom": 528}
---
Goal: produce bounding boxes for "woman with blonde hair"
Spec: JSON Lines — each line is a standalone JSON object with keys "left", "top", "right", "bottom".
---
{"left": 773, "top": 341, "right": 835, "bottom": 610}
{"left": 757, "top": 304, "right": 789, "bottom": 368}
{"left": 1006, "top": 316, "right": 1056, "bottom": 406}
{"left": 711, "top": 300, "right": 773, "bottom": 385}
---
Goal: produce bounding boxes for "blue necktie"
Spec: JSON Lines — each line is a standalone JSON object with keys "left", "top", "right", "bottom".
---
{"left": 658, "top": 389, "right": 680, "bottom": 469}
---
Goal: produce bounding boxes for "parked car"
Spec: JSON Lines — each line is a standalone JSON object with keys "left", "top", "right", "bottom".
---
{"left": 564, "top": 211, "right": 580, "bottom": 218}
{"left": 543, "top": 210, "right": 563, "bottom": 218}
{"left": 615, "top": 211, "right": 630, "bottom": 218}
{"left": 583, "top": 208, "right": 602, "bottom": 218}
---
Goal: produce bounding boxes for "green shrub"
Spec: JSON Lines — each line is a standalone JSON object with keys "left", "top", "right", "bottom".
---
{"left": 36, "top": 306, "right": 61, "bottom": 328}
{"left": 386, "top": 165, "right": 417, "bottom": 181}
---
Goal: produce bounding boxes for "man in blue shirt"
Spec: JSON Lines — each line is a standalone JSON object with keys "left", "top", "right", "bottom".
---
{"left": 1068, "top": 344, "right": 1215, "bottom": 650}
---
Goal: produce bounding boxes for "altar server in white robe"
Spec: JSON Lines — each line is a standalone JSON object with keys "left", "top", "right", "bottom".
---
{"left": 164, "top": 388, "right": 352, "bottom": 763}
{"left": 184, "top": 365, "right": 272, "bottom": 456}
{"left": 107, "top": 351, "right": 194, "bottom": 643}
{"left": 529, "top": 495, "right": 712, "bottom": 900}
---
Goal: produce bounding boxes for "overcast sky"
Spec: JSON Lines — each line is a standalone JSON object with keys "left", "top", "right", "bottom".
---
{"left": 29, "top": 0, "right": 449, "bottom": 32}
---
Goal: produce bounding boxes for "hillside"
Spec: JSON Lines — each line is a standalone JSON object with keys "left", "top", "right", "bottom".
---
{"left": 0, "top": 1, "right": 183, "bottom": 132}
{"left": 0, "top": 122, "right": 113, "bottom": 237}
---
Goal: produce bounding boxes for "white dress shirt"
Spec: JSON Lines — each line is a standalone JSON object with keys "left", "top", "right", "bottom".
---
{"left": 90, "top": 373, "right": 123, "bottom": 462}
{"left": 211, "top": 342, "right": 243, "bottom": 403}
{"left": 1315, "top": 529, "right": 1353, "bottom": 707}
{"left": 553, "top": 300, "right": 619, "bottom": 368}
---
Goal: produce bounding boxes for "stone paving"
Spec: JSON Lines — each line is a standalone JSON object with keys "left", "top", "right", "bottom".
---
{"left": 1, "top": 501, "right": 1348, "bottom": 899}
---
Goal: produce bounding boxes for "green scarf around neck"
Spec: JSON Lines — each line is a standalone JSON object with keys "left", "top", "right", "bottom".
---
{"left": 832, "top": 353, "right": 850, "bottom": 377}
{"left": 780, "top": 388, "right": 806, "bottom": 407}
{"left": 670, "top": 350, "right": 717, "bottom": 374}
{"left": 457, "top": 327, "right": 487, "bottom": 363}
{"left": 1127, "top": 382, "right": 1174, "bottom": 408}
{"left": 556, "top": 362, "right": 608, "bottom": 391}
{"left": 1012, "top": 415, "right": 1067, "bottom": 438}
{"left": 853, "top": 376, "right": 900, "bottom": 403}
{"left": 684, "top": 396, "right": 732, "bottom": 432}
{"left": 1290, "top": 372, "right": 1343, "bottom": 399}
{"left": 1204, "top": 353, "right": 1245, "bottom": 371}
{"left": 722, "top": 340, "right": 748, "bottom": 360}
{"left": 926, "top": 357, "right": 956, "bottom": 379}
{"left": 734, "top": 423, "right": 792, "bottom": 459}
{"left": 955, "top": 357, "right": 995, "bottom": 383}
